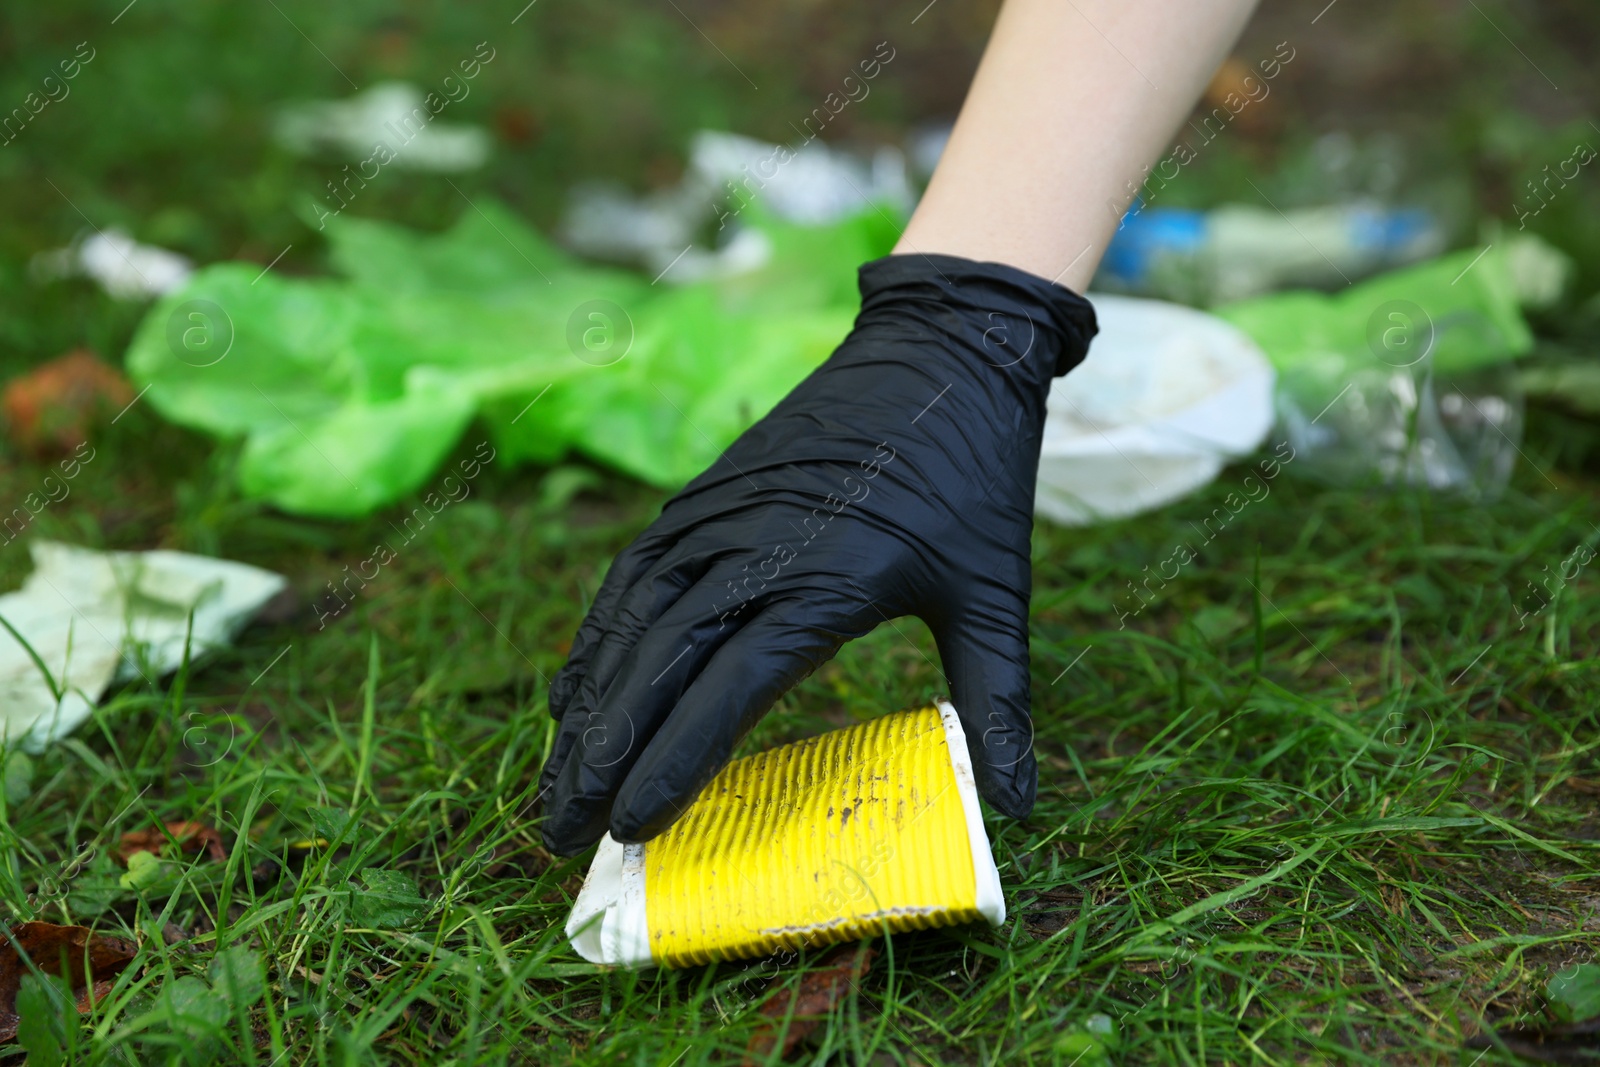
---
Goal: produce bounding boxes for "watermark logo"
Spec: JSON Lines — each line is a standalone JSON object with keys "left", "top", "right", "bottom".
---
{"left": 166, "top": 299, "right": 234, "bottom": 368}
{"left": 1366, "top": 299, "right": 1434, "bottom": 368}
{"left": 180, "top": 709, "right": 238, "bottom": 768}
{"left": 580, "top": 708, "right": 637, "bottom": 769}
{"left": 1377, "top": 707, "right": 1436, "bottom": 769}
{"left": 566, "top": 299, "right": 633, "bottom": 367}
{"left": 980, "top": 310, "right": 1036, "bottom": 369}
{"left": 981, "top": 710, "right": 1035, "bottom": 770}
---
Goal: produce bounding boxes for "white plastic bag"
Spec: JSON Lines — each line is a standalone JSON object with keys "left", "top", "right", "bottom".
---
{"left": 0, "top": 542, "right": 285, "bottom": 750}
{"left": 1037, "top": 295, "right": 1276, "bottom": 525}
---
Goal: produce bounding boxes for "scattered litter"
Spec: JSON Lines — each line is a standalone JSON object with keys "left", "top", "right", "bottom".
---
{"left": 127, "top": 199, "right": 892, "bottom": 515}
{"left": 566, "top": 702, "right": 1003, "bottom": 968}
{"left": 1099, "top": 201, "right": 1445, "bottom": 304}
{"left": 560, "top": 181, "right": 702, "bottom": 269}
{"left": 1218, "top": 244, "right": 1533, "bottom": 380}
{"left": 274, "top": 82, "right": 492, "bottom": 172}
{"left": 689, "top": 130, "right": 913, "bottom": 227}
{"left": 129, "top": 192, "right": 1260, "bottom": 523}
{"left": 649, "top": 225, "right": 773, "bottom": 283}
{"left": 129, "top": 130, "right": 1547, "bottom": 518}
{"left": 0, "top": 921, "right": 137, "bottom": 1043}
{"left": 0, "top": 541, "right": 286, "bottom": 751}
{"left": 743, "top": 944, "right": 876, "bottom": 1064}
{"left": 1500, "top": 228, "right": 1575, "bottom": 309}
{"left": 2, "top": 350, "right": 134, "bottom": 455}
{"left": 1218, "top": 244, "right": 1535, "bottom": 494}
{"left": 1503, "top": 233, "right": 1590, "bottom": 421}
{"left": 1037, "top": 295, "right": 1276, "bottom": 525}
{"left": 1520, "top": 359, "right": 1600, "bottom": 419}
{"left": 31, "top": 228, "right": 192, "bottom": 300}
{"left": 1280, "top": 366, "right": 1524, "bottom": 494}
{"left": 560, "top": 129, "right": 911, "bottom": 277}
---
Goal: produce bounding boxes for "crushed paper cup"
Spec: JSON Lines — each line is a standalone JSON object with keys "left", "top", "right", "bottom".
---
{"left": 566, "top": 701, "right": 1004, "bottom": 968}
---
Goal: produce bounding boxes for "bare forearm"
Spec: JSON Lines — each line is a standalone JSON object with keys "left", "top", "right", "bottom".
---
{"left": 898, "top": 0, "right": 1259, "bottom": 289}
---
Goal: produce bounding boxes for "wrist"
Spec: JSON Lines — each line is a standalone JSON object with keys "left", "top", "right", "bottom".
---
{"left": 855, "top": 252, "right": 1099, "bottom": 390}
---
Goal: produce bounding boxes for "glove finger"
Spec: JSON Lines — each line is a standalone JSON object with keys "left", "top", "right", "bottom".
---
{"left": 569, "top": 529, "right": 745, "bottom": 711}
{"left": 537, "top": 541, "right": 711, "bottom": 798}
{"left": 540, "top": 572, "right": 749, "bottom": 855}
{"left": 548, "top": 527, "right": 677, "bottom": 721}
{"left": 609, "top": 599, "right": 864, "bottom": 844}
{"left": 932, "top": 603, "right": 1037, "bottom": 820}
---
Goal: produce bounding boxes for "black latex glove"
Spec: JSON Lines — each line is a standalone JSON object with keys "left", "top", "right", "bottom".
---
{"left": 538, "top": 252, "right": 1097, "bottom": 856}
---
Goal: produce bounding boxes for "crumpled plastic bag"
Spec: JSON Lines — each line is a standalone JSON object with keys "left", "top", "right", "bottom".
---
{"left": 125, "top": 201, "right": 898, "bottom": 516}
{"left": 561, "top": 130, "right": 913, "bottom": 279}
{"left": 1038, "top": 295, "right": 1276, "bottom": 525}
{"left": 1216, "top": 243, "right": 1533, "bottom": 385}
{"left": 31, "top": 228, "right": 192, "bottom": 300}
{"left": 1215, "top": 243, "right": 1538, "bottom": 495}
{"left": 274, "top": 82, "right": 492, "bottom": 173}
{"left": 0, "top": 542, "right": 285, "bottom": 750}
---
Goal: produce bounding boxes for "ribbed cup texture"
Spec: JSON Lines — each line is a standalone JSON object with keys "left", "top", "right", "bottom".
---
{"left": 643, "top": 706, "right": 981, "bottom": 968}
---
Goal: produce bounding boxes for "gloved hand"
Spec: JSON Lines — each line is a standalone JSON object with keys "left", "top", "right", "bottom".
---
{"left": 538, "top": 252, "right": 1097, "bottom": 856}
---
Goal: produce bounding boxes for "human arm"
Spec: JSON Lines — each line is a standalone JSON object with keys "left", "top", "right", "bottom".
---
{"left": 899, "top": 0, "right": 1261, "bottom": 287}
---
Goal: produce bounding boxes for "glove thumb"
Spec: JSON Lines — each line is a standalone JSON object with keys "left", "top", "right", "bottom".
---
{"left": 933, "top": 606, "right": 1038, "bottom": 820}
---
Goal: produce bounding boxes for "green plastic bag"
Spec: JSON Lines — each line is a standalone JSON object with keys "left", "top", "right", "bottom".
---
{"left": 1214, "top": 244, "right": 1536, "bottom": 493}
{"left": 125, "top": 201, "right": 898, "bottom": 517}
{"left": 1215, "top": 244, "right": 1534, "bottom": 399}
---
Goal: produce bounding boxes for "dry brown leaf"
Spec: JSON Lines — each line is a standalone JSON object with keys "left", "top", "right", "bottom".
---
{"left": 494, "top": 105, "right": 542, "bottom": 145}
{"left": 0, "top": 921, "right": 137, "bottom": 1041}
{"left": 1202, "top": 56, "right": 1276, "bottom": 135}
{"left": 1, "top": 349, "right": 134, "bottom": 455}
{"left": 115, "top": 821, "right": 227, "bottom": 865}
{"left": 743, "top": 944, "right": 875, "bottom": 1064}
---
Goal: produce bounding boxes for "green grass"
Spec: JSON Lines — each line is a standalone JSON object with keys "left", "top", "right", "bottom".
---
{"left": 0, "top": 413, "right": 1595, "bottom": 1064}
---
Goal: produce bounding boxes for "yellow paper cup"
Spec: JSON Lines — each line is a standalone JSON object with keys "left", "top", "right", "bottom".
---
{"left": 566, "top": 699, "right": 1005, "bottom": 968}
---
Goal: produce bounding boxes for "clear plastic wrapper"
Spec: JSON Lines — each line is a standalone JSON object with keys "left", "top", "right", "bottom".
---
{"left": 1278, "top": 365, "right": 1524, "bottom": 497}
